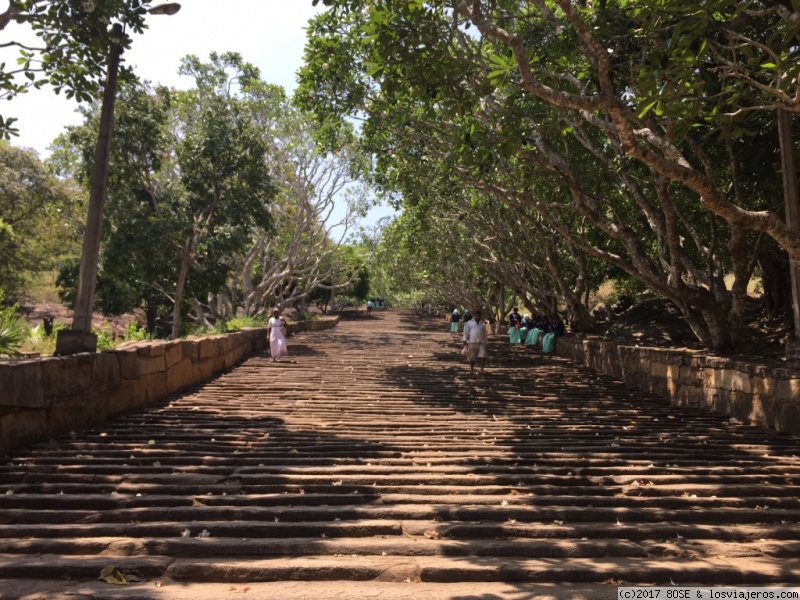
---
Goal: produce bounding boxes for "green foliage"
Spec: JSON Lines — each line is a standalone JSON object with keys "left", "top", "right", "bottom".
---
{"left": 602, "top": 277, "right": 650, "bottom": 305}
{"left": 388, "top": 290, "right": 428, "bottom": 309}
{"left": 0, "top": 291, "right": 26, "bottom": 356}
{"left": 57, "top": 54, "right": 277, "bottom": 339}
{"left": 295, "top": 0, "right": 800, "bottom": 351}
{"left": 93, "top": 326, "right": 116, "bottom": 352}
{"left": 124, "top": 322, "right": 152, "bottom": 342}
{"left": 224, "top": 315, "right": 268, "bottom": 332}
{"left": 19, "top": 320, "right": 68, "bottom": 356}
{"left": 0, "top": 142, "right": 82, "bottom": 301}
{"left": 0, "top": 0, "right": 159, "bottom": 139}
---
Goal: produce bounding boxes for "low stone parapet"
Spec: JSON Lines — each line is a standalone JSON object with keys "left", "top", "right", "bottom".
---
{"left": 0, "top": 316, "right": 339, "bottom": 454}
{"left": 556, "top": 336, "right": 800, "bottom": 435}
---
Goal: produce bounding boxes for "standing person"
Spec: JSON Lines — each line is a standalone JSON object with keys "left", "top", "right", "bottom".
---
{"left": 268, "top": 308, "right": 288, "bottom": 362}
{"left": 450, "top": 307, "right": 460, "bottom": 333}
{"left": 462, "top": 309, "right": 488, "bottom": 374}
{"left": 366, "top": 299, "right": 373, "bottom": 314}
{"left": 462, "top": 308, "right": 472, "bottom": 332}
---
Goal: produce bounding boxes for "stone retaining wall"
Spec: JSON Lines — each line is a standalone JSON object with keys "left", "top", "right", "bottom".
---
{"left": 0, "top": 317, "right": 339, "bottom": 454}
{"left": 556, "top": 336, "right": 800, "bottom": 435}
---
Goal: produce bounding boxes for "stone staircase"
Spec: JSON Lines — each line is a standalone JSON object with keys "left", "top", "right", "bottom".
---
{"left": 1, "top": 310, "right": 799, "bottom": 599}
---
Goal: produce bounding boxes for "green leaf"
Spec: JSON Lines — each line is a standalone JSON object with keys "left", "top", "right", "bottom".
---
{"left": 638, "top": 99, "right": 658, "bottom": 118}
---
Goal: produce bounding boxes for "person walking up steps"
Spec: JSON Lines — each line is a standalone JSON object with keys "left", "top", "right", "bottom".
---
{"left": 268, "top": 308, "right": 288, "bottom": 362}
{"left": 462, "top": 309, "right": 488, "bottom": 375}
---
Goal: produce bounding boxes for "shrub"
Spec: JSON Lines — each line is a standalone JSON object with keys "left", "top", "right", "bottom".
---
{"left": 124, "top": 322, "right": 153, "bottom": 342}
{"left": 94, "top": 326, "right": 116, "bottom": 352}
{"left": 0, "top": 306, "right": 26, "bottom": 357}
{"left": 0, "top": 290, "right": 28, "bottom": 356}
{"left": 225, "top": 315, "right": 268, "bottom": 332}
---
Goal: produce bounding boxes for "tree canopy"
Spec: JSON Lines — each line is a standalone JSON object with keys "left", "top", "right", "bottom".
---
{"left": 0, "top": 141, "right": 81, "bottom": 302}
{"left": 0, "top": 0, "right": 165, "bottom": 138}
{"left": 297, "top": 0, "right": 800, "bottom": 353}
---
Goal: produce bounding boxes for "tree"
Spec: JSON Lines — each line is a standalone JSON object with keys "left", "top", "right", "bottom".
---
{"left": 0, "top": 0, "right": 160, "bottom": 138}
{"left": 55, "top": 54, "right": 276, "bottom": 338}
{"left": 169, "top": 55, "right": 274, "bottom": 337}
{"left": 209, "top": 62, "right": 375, "bottom": 319}
{"left": 0, "top": 141, "right": 81, "bottom": 301}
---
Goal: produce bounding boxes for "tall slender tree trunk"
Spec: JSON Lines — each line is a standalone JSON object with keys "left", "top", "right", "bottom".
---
{"left": 777, "top": 108, "right": 800, "bottom": 359}
{"left": 171, "top": 252, "right": 192, "bottom": 340}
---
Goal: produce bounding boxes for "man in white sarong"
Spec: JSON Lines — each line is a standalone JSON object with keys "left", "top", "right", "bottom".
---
{"left": 461, "top": 309, "right": 488, "bottom": 374}
{"left": 268, "top": 309, "right": 288, "bottom": 362}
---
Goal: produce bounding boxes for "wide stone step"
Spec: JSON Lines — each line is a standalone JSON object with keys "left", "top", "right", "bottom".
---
{"left": 0, "top": 579, "right": 619, "bottom": 599}
{"left": 0, "top": 536, "right": 652, "bottom": 558}
{"left": 0, "top": 520, "right": 797, "bottom": 542}
{"left": 0, "top": 554, "right": 792, "bottom": 585}
{"left": 2, "top": 503, "right": 799, "bottom": 526}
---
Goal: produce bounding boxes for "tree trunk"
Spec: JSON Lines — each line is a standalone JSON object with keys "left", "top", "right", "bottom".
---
{"left": 171, "top": 255, "right": 192, "bottom": 340}
{"left": 777, "top": 108, "right": 800, "bottom": 342}
{"left": 566, "top": 298, "right": 596, "bottom": 333}
{"left": 294, "top": 299, "right": 308, "bottom": 318}
{"left": 758, "top": 243, "right": 792, "bottom": 321}
{"left": 144, "top": 297, "right": 158, "bottom": 334}
{"left": 701, "top": 305, "right": 735, "bottom": 355}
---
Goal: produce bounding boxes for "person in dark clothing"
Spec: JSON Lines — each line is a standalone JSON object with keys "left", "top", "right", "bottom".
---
{"left": 550, "top": 315, "right": 566, "bottom": 337}
{"left": 449, "top": 308, "right": 461, "bottom": 333}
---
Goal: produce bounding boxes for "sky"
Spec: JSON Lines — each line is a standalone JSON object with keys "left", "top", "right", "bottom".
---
{"left": 1, "top": 0, "right": 324, "bottom": 156}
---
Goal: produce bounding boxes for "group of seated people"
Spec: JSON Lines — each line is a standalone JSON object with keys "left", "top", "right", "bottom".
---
{"left": 507, "top": 308, "right": 565, "bottom": 354}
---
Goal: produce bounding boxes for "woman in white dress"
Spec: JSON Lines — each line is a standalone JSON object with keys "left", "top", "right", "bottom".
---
{"left": 267, "top": 308, "right": 288, "bottom": 362}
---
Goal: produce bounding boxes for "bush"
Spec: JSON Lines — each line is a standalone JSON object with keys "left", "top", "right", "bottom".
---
{"left": 225, "top": 315, "right": 268, "bottom": 332}
{"left": 94, "top": 326, "right": 116, "bottom": 352}
{"left": 0, "top": 299, "right": 26, "bottom": 357}
{"left": 17, "top": 321, "right": 69, "bottom": 357}
{"left": 124, "top": 322, "right": 153, "bottom": 342}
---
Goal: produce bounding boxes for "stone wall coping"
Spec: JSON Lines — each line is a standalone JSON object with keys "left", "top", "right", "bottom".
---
{"left": 565, "top": 335, "right": 797, "bottom": 378}
{"left": 556, "top": 334, "right": 800, "bottom": 435}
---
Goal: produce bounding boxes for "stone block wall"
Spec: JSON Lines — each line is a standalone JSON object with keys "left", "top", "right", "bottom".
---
{"left": 556, "top": 336, "right": 800, "bottom": 436}
{"left": 0, "top": 317, "right": 339, "bottom": 454}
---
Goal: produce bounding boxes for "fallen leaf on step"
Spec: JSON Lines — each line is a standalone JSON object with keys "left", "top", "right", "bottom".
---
{"left": 423, "top": 530, "right": 440, "bottom": 540}
{"left": 99, "top": 565, "right": 127, "bottom": 585}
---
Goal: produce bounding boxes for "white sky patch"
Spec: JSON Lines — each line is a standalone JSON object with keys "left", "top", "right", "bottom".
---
{"left": 0, "top": 0, "right": 323, "bottom": 157}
